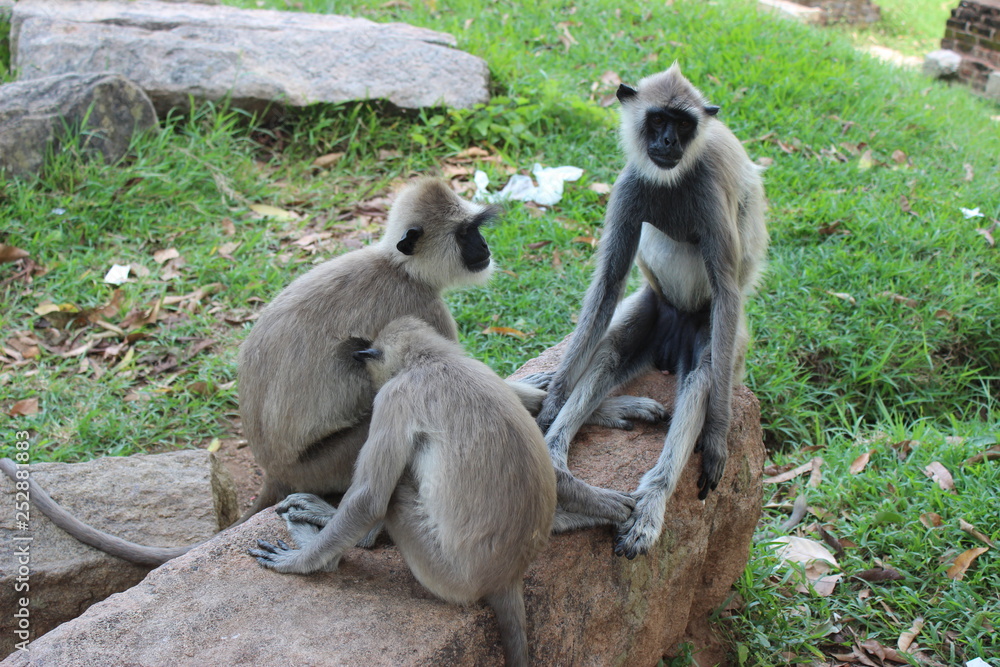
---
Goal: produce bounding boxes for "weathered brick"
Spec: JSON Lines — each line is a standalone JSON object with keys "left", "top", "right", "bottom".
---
{"left": 946, "top": 17, "right": 968, "bottom": 31}
{"left": 970, "top": 23, "right": 996, "bottom": 37}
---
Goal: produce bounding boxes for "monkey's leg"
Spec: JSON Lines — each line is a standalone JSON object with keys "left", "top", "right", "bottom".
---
{"left": 545, "top": 289, "right": 662, "bottom": 468}
{"left": 614, "top": 365, "right": 710, "bottom": 559}
{"left": 275, "top": 492, "right": 384, "bottom": 549}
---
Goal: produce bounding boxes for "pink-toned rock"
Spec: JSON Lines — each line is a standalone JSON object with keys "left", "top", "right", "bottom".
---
{"left": 2, "top": 345, "right": 763, "bottom": 665}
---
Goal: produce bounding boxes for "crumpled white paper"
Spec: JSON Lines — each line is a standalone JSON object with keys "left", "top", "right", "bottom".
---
{"left": 104, "top": 264, "right": 131, "bottom": 285}
{"left": 961, "top": 207, "right": 984, "bottom": 219}
{"left": 474, "top": 163, "right": 584, "bottom": 206}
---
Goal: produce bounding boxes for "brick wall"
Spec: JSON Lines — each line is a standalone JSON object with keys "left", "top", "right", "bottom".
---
{"left": 941, "top": 0, "right": 1000, "bottom": 90}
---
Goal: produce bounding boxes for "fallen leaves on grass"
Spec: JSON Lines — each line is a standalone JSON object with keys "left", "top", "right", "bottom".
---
{"left": 922, "top": 461, "right": 956, "bottom": 492}
{"left": 849, "top": 449, "right": 873, "bottom": 474}
{"left": 919, "top": 512, "right": 943, "bottom": 528}
{"left": 946, "top": 547, "right": 989, "bottom": 581}
{"left": 8, "top": 397, "right": 39, "bottom": 416}
{"left": 481, "top": 326, "right": 529, "bottom": 340}
{"left": 772, "top": 536, "right": 842, "bottom": 597}
{"left": 897, "top": 617, "right": 924, "bottom": 652}
{"left": 963, "top": 443, "right": 1000, "bottom": 465}
{"left": 851, "top": 567, "right": 904, "bottom": 583}
{"left": 959, "top": 519, "right": 994, "bottom": 548}
{"left": 763, "top": 458, "right": 819, "bottom": 484}
{"left": 0, "top": 244, "right": 30, "bottom": 263}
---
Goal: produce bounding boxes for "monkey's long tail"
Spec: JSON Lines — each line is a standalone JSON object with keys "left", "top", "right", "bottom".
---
{"left": 0, "top": 457, "right": 194, "bottom": 566}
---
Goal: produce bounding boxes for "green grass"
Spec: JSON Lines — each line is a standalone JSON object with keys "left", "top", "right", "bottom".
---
{"left": 839, "top": 0, "right": 953, "bottom": 57}
{"left": 2, "top": 0, "right": 998, "bottom": 663}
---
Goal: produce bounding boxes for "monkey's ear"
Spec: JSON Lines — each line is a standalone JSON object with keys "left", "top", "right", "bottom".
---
{"left": 704, "top": 105, "right": 721, "bottom": 116}
{"left": 352, "top": 347, "right": 383, "bottom": 363}
{"left": 396, "top": 227, "right": 424, "bottom": 255}
{"left": 616, "top": 84, "right": 638, "bottom": 103}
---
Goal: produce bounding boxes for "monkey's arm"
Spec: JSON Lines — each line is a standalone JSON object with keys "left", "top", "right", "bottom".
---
{"left": 250, "top": 389, "right": 413, "bottom": 574}
{"left": 537, "top": 188, "right": 644, "bottom": 430}
{"left": 696, "top": 213, "right": 742, "bottom": 498}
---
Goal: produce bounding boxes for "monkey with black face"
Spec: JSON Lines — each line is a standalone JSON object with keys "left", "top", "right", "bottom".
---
{"left": 534, "top": 64, "right": 769, "bottom": 559}
{"left": 251, "top": 316, "right": 556, "bottom": 666}
{"left": 0, "top": 177, "right": 644, "bottom": 564}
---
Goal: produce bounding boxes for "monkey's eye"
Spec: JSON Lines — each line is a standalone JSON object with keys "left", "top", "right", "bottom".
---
{"left": 678, "top": 120, "right": 693, "bottom": 129}
{"left": 648, "top": 115, "right": 665, "bottom": 129}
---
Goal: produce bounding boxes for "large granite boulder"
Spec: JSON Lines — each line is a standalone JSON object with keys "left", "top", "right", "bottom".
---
{"left": 0, "top": 450, "right": 238, "bottom": 658}
{"left": 1, "top": 344, "right": 764, "bottom": 665}
{"left": 10, "top": 0, "right": 491, "bottom": 115}
{"left": 0, "top": 72, "right": 157, "bottom": 178}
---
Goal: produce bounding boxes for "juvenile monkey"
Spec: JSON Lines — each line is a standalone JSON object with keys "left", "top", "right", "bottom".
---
{"left": 534, "top": 64, "right": 769, "bottom": 559}
{"left": 251, "top": 316, "right": 556, "bottom": 666}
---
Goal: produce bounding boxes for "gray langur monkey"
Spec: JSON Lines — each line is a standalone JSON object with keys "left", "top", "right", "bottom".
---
{"left": 533, "top": 64, "right": 769, "bottom": 559}
{"left": 0, "top": 177, "right": 643, "bottom": 565}
{"left": 250, "top": 316, "right": 556, "bottom": 666}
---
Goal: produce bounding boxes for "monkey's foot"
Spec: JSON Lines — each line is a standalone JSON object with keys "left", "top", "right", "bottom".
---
{"left": 276, "top": 493, "right": 337, "bottom": 525}
{"left": 276, "top": 493, "right": 337, "bottom": 546}
{"left": 613, "top": 489, "right": 667, "bottom": 559}
{"left": 517, "top": 371, "right": 553, "bottom": 390}
{"left": 249, "top": 539, "right": 340, "bottom": 574}
{"left": 586, "top": 395, "right": 668, "bottom": 430}
{"left": 555, "top": 469, "right": 635, "bottom": 523}
{"left": 696, "top": 439, "right": 728, "bottom": 500}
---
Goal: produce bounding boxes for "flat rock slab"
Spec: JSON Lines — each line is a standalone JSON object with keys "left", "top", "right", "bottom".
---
{"left": 10, "top": 0, "right": 490, "bottom": 115}
{"left": 0, "top": 72, "right": 157, "bottom": 178}
{"left": 2, "top": 345, "right": 764, "bottom": 665}
{"left": 0, "top": 450, "right": 237, "bottom": 658}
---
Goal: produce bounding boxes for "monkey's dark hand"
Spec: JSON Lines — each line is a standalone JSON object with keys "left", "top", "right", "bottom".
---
{"left": 517, "top": 371, "right": 554, "bottom": 391}
{"left": 535, "top": 386, "right": 568, "bottom": 434}
{"left": 248, "top": 539, "right": 298, "bottom": 570}
{"left": 695, "top": 431, "right": 728, "bottom": 500}
{"left": 613, "top": 488, "right": 666, "bottom": 559}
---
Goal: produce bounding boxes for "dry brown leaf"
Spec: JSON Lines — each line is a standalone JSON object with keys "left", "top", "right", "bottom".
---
{"left": 599, "top": 70, "right": 621, "bottom": 87}
{"left": 849, "top": 449, "right": 873, "bottom": 474}
{"left": 919, "top": 512, "right": 943, "bottom": 528}
{"left": 526, "top": 241, "right": 552, "bottom": 250}
{"left": 897, "top": 617, "right": 924, "bottom": 652}
{"left": 763, "top": 459, "right": 813, "bottom": 484}
{"left": 852, "top": 567, "right": 904, "bottom": 582}
{"left": 890, "top": 439, "right": 918, "bottom": 461}
{"left": 923, "top": 461, "right": 955, "bottom": 492}
{"left": 945, "top": 547, "right": 988, "bottom": 580}
{"left": 826, "top": 290, "right": 856, "bottom": 304}
{"left": 312, "top": 152, "right": 345, "bottom": 169}
{"left": 152, "top": 247, "right": 180, "bottom": 264}
{"left": 249, "top": 204, "right": 300, "bottom": 221}
{"left": 572, "top": 236, "right": 597, "bottom": 247}
{"left": 859, "top": 639, "right": 909, "bottom": 664}
{"left": 772, "top": 536, "right": 842, "bottom": 597}
{"left": 0, "top": 244, "right": 30, "bottom": 263}
{"left": 959, "top": 519, "right": 994, "bottom": 547}
{"left": 963, "top": 444, "right": 1000, "bottom": 466}
{"left": 9, "top": 397, "right": 39, "bottom": 417}
{"left": 881, "top": 291, "right": 918, "bottom": 308}
{"left": 481, "top": 326, "right": 528, "bottom": 340}
{"left": 891, "top": 149, "right": 908, "bottom": 165}
{"left": 808, "top": 457, "right": 823, "bottom": 487}
{"left": 455, "top": 146, "right": 491, "bottom": 160}
{"left": 220, "top": 218, "right": 236, "bottom": 236}
{"left": 976, "top": 220, "right": 997, "bottom": 247}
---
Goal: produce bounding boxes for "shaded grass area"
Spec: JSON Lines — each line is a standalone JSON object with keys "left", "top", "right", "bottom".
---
{"left": 2, "top": 0, "right": 998, "bottom": 663}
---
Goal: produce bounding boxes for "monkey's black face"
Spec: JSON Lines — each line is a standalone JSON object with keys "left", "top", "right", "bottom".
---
{"left": 644, "top": 108, "right": 698, "bottom": 170}
{"left": 457, "top": 222, "right": 491, "bottom": 272}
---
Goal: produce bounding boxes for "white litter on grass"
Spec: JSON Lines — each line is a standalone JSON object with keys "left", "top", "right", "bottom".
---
{"left": 474, "top": 164, "right": 584, "bottom": 206}
{"left": 966, "top": 659, "right": 994, "bottom": 667}
{"left": 961, "top": 207, "right": 985, "bottom": 219}
{"left": 104, "top": 263, "right": 130, "bottom": 285}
